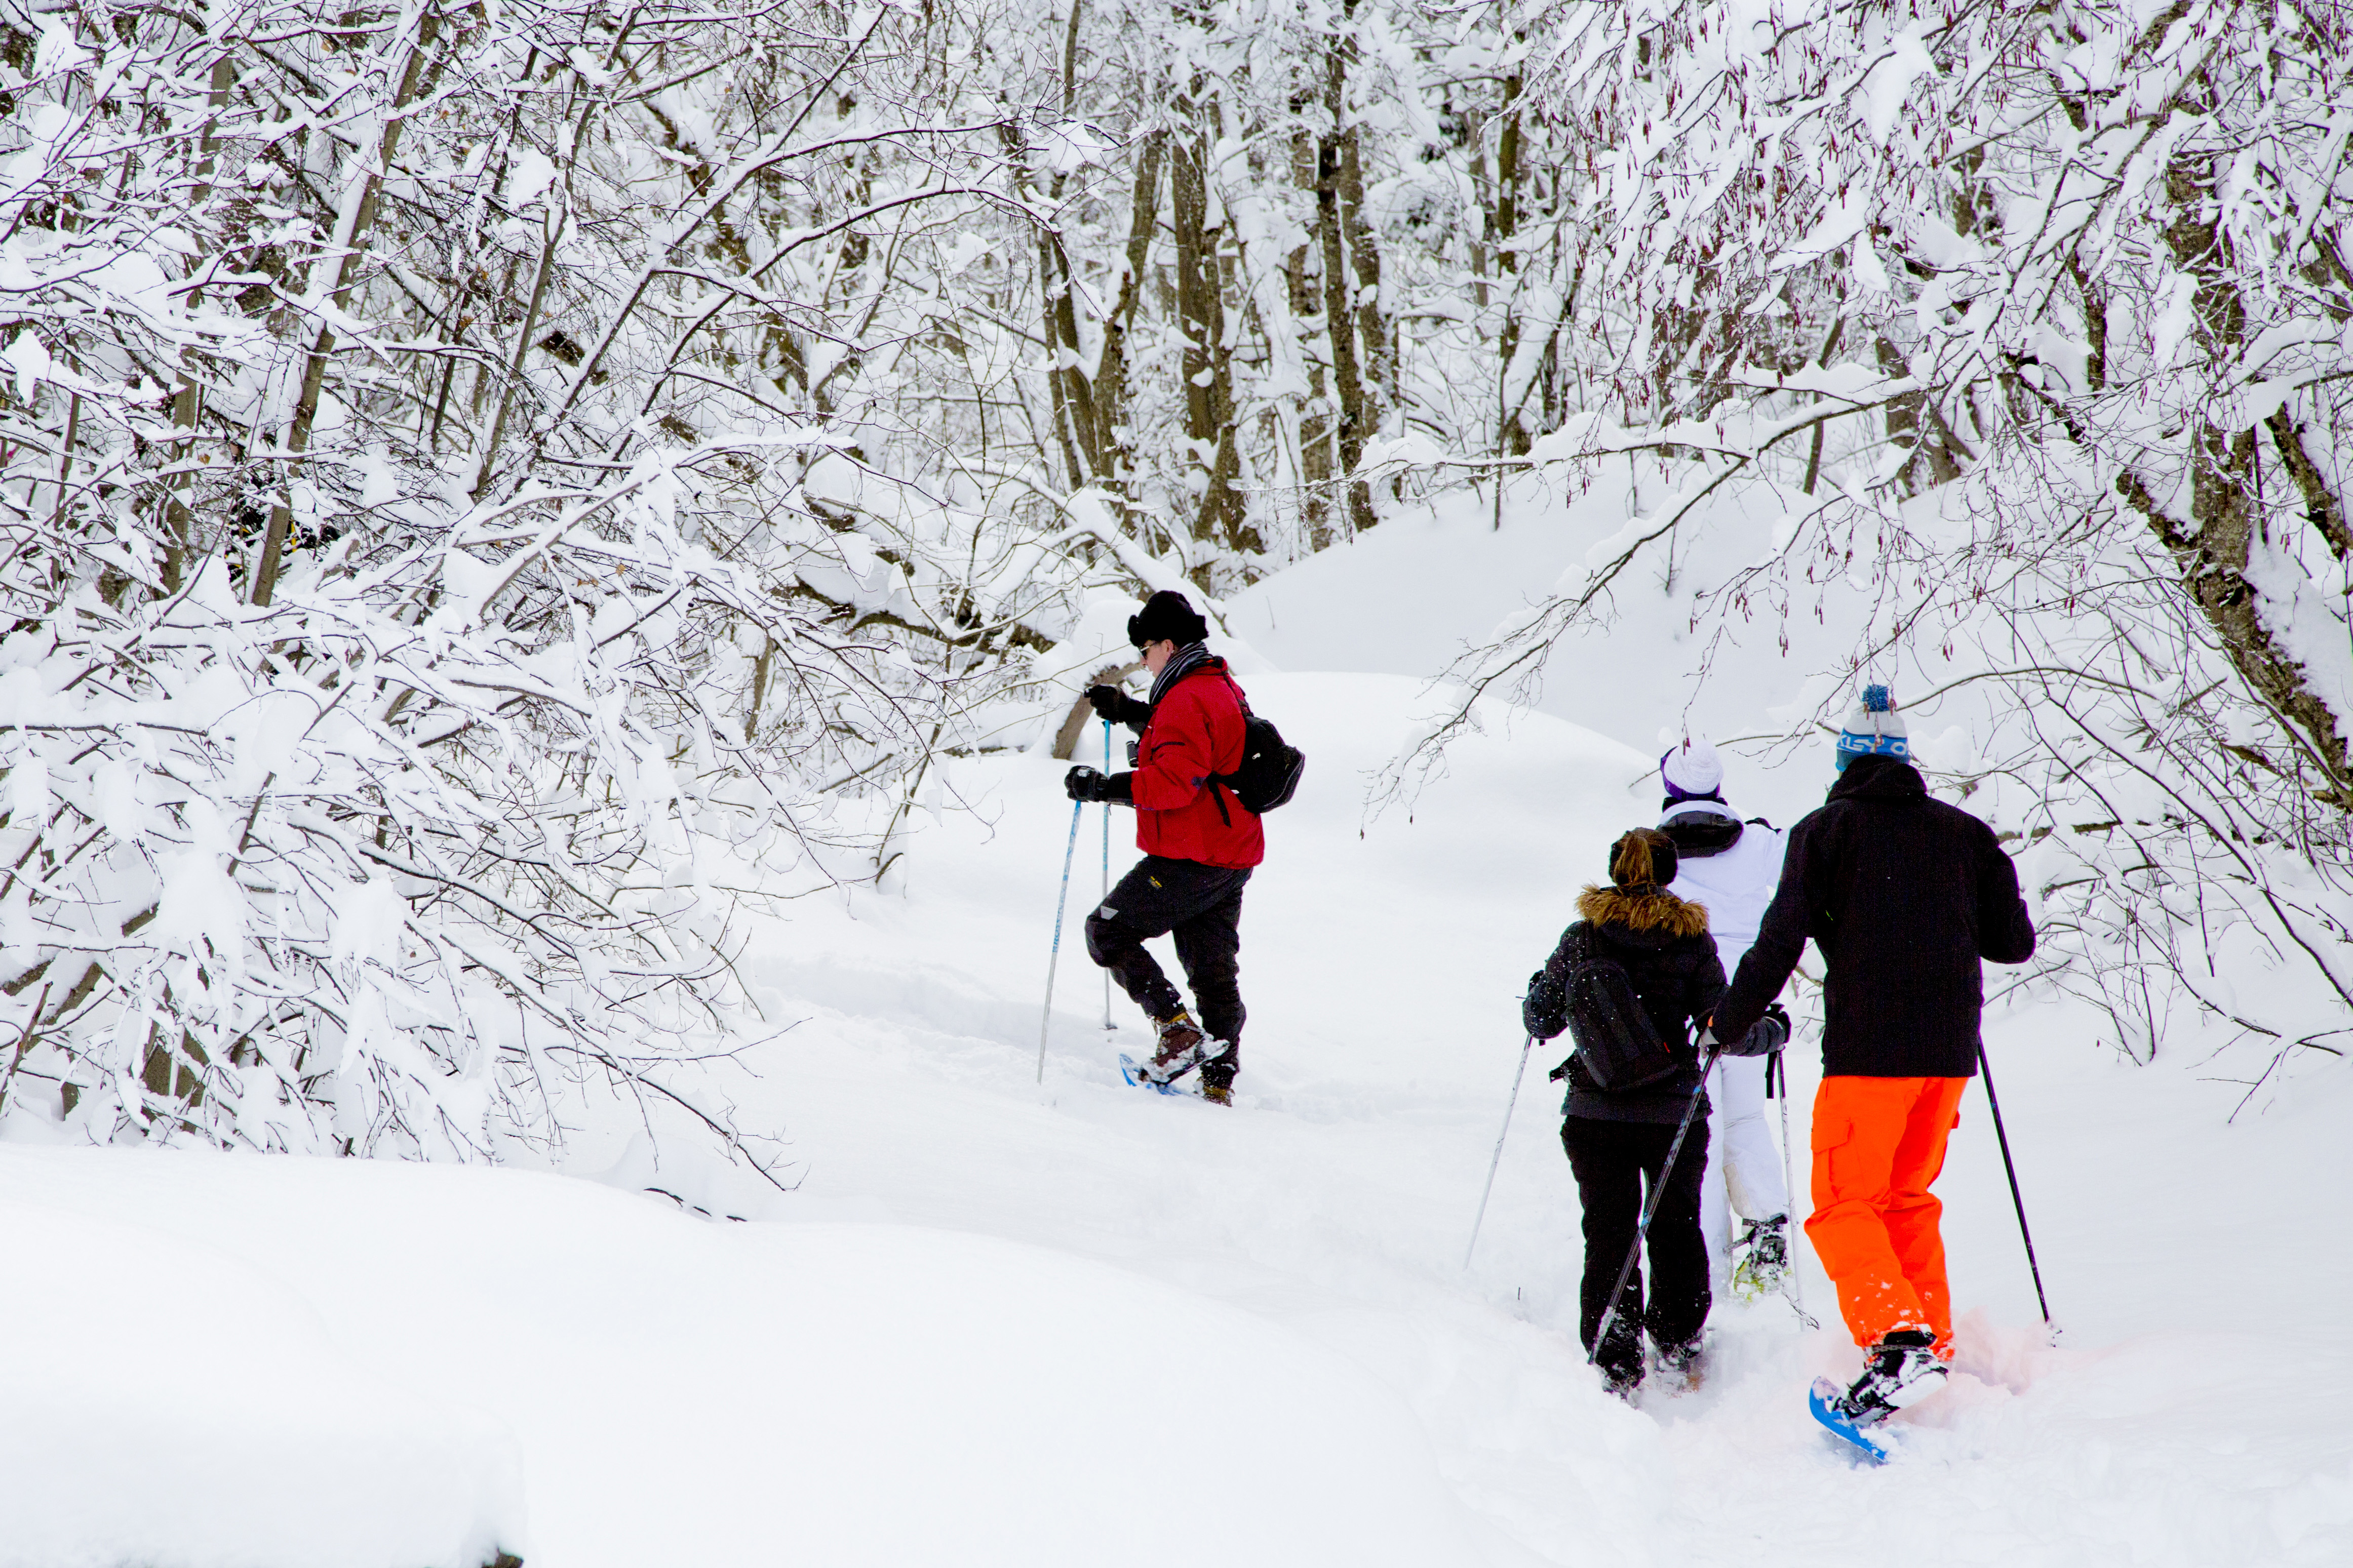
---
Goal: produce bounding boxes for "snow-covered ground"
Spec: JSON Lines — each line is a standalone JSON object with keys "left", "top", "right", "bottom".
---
{"left": 10, "top": 506, "right": 2351, "bottom": 1566}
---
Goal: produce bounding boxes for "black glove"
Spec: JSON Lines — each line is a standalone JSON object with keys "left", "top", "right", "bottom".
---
{"left": 1523, "top": 969, "right": 1567, "bottom": 1041}
{"left": 1063, "top": 766, "right": 1133, "bottom": 804}
{"left": 1763, "top": 1001, "right": 1792, "bottom": 1040}
{"left": 1729, "top": 1006, "right": 1788, "bottom": 1057}
{"left": 1086, "top": 685, "right": 1151, "bottom": 730}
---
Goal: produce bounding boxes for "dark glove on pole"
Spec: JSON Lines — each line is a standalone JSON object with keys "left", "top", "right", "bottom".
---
{"left": 1707, "top": 1008, "right": 1790, "bottom": 1058}
{"left": 1085, "top": 686, "right": 1150, "bottom": 730}
{"left": 1063, "top": 766, "right": 1133, "bottom": 804}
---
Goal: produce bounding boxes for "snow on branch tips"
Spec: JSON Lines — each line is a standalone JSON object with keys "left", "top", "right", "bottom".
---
{"left": 1379, "top": 0, "right": 2353, "bottom": 1077}
{"left": 0, "top": 0, "right": 1061, "bottom": 1171}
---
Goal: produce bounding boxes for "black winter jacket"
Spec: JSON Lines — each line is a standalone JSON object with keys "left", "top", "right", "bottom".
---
{"left": 1713, "top": 755, "right": 2037, "bottom": 1077}
{"left": 1525, "top": 885, "right": 1726, "bottom": 1125}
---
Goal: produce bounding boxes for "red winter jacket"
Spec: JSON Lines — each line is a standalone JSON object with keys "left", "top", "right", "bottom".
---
{"left": 1131, "top": 659, "right": 1264, "bottom": 869}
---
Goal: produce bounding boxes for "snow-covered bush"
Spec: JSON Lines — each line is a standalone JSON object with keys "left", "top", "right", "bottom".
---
{"left": 1397, "top": 0, "right": 2352, "bottom": 1089}
{"left": 0, "top": 0, "right": 1080, "bottom": 1163}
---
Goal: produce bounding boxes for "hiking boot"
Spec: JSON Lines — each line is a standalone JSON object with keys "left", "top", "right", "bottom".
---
{"left": 1654, "top": 1335, "right": 1706, "bottom": 1394}
{"left": 1594, "top": 1321, "right": 1643, "bottom": 1400}
{"left": 1139, "top": 1012, "right": 1206, "bottom": 1082}
{"left": 1600, "top": 1359, "right": 1642, "bottom": 1401}
{"left": 1731, "top": 1215, "right": 1790, "bottom": 1299}
{"left": 1197, "top": 1039, "right": 1236, "bottom": 1103}
{"left": 1834, "top": 1328, "right": 1947, "bottom": 1427}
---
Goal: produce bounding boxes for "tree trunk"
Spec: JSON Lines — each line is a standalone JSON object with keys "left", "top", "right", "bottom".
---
{"left": 1092, "top": 131, "right": 1164, "bottom": 507}
{"left": 1338, "top": 82, "right": 1388, "bottom": 437}
{"left": 1316, "top": 11, "right": 1379, "bottom": 534}
{"left": 164, "top": 51, "right": 238, "bottom": 596}
{"left": 253, "top": 15, "right": 444, "bottom": 604}
{"left": 1041, "top": 2, "right": 1103, "bottom": 484}
{"left": 1287, "top": 127, "right": 1333, "bottom": 546}
{"left": 1492, "top": 66, "right": 1527, "bottom": 459}
{"left": 1171, "top": 124, "right": 1247, "bottom": 567}
{"left": 2114, "top": 151, "right": 2353, "bottom": 806}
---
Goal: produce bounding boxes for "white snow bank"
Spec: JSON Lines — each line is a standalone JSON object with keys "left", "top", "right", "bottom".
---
{"left": 0, "top": 1189, "right": 523, "bottom": 1568}
{"left": 0, "top": 1148, "right": 1532, "bottom": 1568}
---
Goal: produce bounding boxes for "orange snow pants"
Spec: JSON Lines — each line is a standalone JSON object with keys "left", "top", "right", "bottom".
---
{"left": 1807, "top": 1075, "right": 1969, "bottom": 1354}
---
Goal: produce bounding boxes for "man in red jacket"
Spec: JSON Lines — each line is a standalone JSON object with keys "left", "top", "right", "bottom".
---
{"left": 1065, "top": 591, "right": 1263, "bottom": 1104}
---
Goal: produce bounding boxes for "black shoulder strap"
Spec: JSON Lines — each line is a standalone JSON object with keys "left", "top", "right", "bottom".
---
{"left": 1203, "top": 671, "right": 1253, "bottom": 815}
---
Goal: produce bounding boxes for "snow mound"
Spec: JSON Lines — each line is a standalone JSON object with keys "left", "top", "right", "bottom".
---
{"left": 0, "top": 1148, "right": 1532, "bottom": 1568}
{"left": 0, "top": 1190, "right": 523, "bottom": 1568}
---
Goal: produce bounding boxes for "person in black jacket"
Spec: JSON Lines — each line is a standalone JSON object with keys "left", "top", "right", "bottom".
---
{"left": 1709, "top": 686, "right": 2037, "bottom": 1428}
{"left": 1525, "top": 827, "right": 1785, "bottom": 1398}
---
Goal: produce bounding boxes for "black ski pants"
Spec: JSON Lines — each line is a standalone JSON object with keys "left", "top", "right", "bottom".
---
{"left": 1085, "top": 855, "right": 1249, "bottom": 1086}
{"left": 1562, "top": 1114, "right": 1711, "bottom": 1382}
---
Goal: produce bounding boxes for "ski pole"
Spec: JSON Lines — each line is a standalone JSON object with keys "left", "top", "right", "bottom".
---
{"left": 1036, "top": 797, "right": 1085, "bottom": 1084}
{"left": 1769, "top": 1047, "right": 1816, "bottom": 1329}
{"left": 1977, "top": 1041, "right": 2054, "bottom": 1332}
{"left": 1102, "top": 718, "right": 1114, "bottom": 1031}
{"left": 1464, "top": 1035, "right": 1537, "bottom": 1268}
{"left": 1590, "top": 1042, "right": 1724, "bottom": 1368}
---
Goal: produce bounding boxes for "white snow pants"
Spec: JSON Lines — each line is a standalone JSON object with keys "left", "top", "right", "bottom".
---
{"left": 1701, "top": 1053, "right": 1791, "bottom": 1287}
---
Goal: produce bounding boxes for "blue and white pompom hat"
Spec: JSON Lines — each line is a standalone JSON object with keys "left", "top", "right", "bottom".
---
{"left": 1834, "top": 685, "right": 1910, "bottom": 772}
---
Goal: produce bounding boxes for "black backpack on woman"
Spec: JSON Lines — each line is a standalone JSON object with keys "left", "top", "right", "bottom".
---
{"left": 1535, "top": 926, "right": 1688, "bottom": 1092}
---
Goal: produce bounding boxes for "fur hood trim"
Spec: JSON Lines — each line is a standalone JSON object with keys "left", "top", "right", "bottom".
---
{"left": 1575, "top": 883, "right": 1710, "bottom": 938}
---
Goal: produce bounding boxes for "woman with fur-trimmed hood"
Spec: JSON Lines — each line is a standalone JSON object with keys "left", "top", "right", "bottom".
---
{"left": 1523, "top": 827, "right": 1750, "bottom": 1398}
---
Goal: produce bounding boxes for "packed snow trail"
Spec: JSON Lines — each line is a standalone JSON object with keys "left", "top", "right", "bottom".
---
{"left": 6, "top": 673, "right": 2349, "bottom": 1564}
{"left": 731, "top": 670, "right": 2353, "bottom": 1567}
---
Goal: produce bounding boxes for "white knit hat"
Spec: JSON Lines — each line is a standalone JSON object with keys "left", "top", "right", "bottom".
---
{"left": 1660, "top": 736, "right": 1724, "bottom": 800}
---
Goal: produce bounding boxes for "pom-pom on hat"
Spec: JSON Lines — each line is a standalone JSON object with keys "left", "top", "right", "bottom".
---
{"left": 1835, "top": 684, "right": 1911, "bottom": 772}
{"left": 1127, "top": 590, "right": 1209, "bottom": 649}
{"left": 1608, "top": 827, "right": 1679, "bottom": 891}
{"left": 1659, "top": 736, "right": 1725, "bottom": 802}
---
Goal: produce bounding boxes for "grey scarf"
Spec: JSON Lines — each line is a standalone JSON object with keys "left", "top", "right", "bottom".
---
{"left": 1146, "top": 640, "right": 1214, "bottom": 706}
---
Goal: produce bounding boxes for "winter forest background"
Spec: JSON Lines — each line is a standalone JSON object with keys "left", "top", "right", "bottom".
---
{"left": 0, "top": 0, "right": 2345, "bottom": 1179}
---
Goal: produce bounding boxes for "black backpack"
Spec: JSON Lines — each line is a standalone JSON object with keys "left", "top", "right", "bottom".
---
{"left": 1207, "top": 701, "right": 1305, "bottom": 816}
{"left": 1548, "top": 930, "right": 1684, "bottom": 1092}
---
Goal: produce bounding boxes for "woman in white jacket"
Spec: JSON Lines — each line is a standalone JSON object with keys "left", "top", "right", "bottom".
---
{"left": 1657, "top": 739, "right": 1793, "bottom": 1297}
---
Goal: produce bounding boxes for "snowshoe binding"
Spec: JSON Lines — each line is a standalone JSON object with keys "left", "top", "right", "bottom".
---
{"left": 1119, "top": 1053, "right": 1199, "bottom": 1096}
{"left": 1136, "top": 1012, "right": 1206, "bottom": 1083}
{"left": 1731, "top": 1214, "right": 1790, "bottom": 1301}
{"left": 1120, "top": 1022, "right": 1231, "bottom": 1100}
{"left": 1808, "top": 1328, "right": 1946, "bottom": 1462}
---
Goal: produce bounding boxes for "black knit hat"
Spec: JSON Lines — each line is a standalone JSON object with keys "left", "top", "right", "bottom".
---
{"left": 1127, "top": 590, "right": 1209, "bottom": 648}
